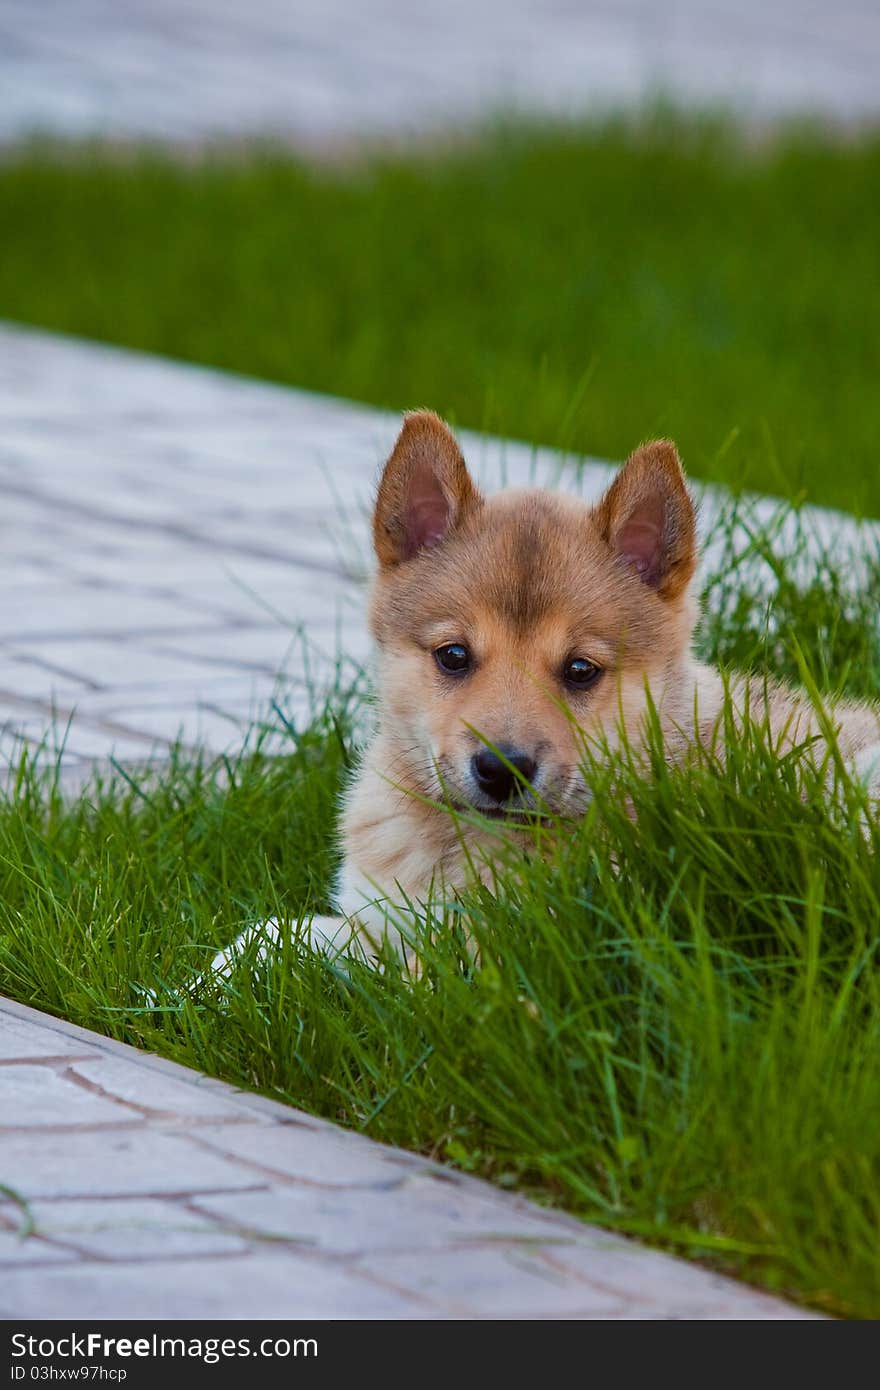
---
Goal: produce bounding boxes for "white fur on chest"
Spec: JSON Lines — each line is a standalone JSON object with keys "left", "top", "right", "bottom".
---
{"left": 853, "top": 740, "right": 880, "bottom": 794}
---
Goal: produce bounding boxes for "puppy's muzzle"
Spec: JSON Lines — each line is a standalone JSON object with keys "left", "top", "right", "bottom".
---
{"left": 471, "top": 744, "right": 537, "bottom": 805}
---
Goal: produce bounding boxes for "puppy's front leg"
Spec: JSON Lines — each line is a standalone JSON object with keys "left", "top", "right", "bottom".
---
{"left": 854, "top": 741, "right": 880, "bottom": 796}
{"left": 190, "top": 866, "right": 420, "bottom": 997}
{"left": 202, "top": 912, "right": 364, "bottom": 986}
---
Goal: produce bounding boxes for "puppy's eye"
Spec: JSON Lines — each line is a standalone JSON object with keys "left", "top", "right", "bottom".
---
{"left": 435, "top": 643, "right": 471, "bottom": 675}
{"left": 563, "top": 657, "right": 602, "bottom": 689}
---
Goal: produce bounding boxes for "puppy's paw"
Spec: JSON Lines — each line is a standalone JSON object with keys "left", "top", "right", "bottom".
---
{"left": 206, "top": 919, "right": 283, "bottom": 981}
{"left": 192, "top": 914, "right": 368, "bottom": 995}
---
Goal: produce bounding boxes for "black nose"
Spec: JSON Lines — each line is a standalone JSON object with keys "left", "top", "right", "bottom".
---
{"left": 471, "top": 745, "right": 537, "bottom": 804}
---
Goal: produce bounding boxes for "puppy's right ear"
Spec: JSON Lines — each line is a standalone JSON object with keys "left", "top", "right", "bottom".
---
{"left": 373, "top": 411, "right": 481, "bottom": 569}
{"left": 593, "top": 439, "right": 697, "bottom": 601}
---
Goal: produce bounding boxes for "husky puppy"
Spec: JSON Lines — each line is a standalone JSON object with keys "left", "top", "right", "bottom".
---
{"left": 214, "top": 411, "right": 880, "bottom": 971}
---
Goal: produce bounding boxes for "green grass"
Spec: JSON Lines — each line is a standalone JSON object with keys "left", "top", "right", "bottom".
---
{"left": 1, "top": 500, "right": 880, "bottom": 1318}
{"left": 1, "top": 114, "right": 880, "bottom": 513}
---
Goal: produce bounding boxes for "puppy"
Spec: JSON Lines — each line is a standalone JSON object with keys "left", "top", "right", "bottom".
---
{"left": 211, "top": 411, "right": 880, "bottom": 976}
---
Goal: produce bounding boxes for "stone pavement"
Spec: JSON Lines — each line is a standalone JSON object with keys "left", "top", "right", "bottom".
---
{"left": 1, "top": 0, "right": 878, "bottom": 146}
{"left": 0, "top": 994, "right": 814, "bottom": 1318}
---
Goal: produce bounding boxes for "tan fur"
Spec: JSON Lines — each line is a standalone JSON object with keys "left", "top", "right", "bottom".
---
{"left": 329, "top": 411, "right": 880, "bottom": 947}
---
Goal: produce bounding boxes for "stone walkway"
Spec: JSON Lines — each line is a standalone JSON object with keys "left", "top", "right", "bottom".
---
{"left": 0, "top": 323, "right": 835, "bottom": 1318}
{"left": 1, "top": 0, "right": 878, "bottom": 146}
{"left": 0, "top": 994, "right": 813, "bottom": 1318}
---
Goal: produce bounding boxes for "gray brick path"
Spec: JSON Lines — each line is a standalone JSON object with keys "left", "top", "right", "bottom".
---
{"left": 0, "top": 994, "right": 814, "bottom": 1318}
{"left": 1, "top": 0, "right": 878, "bottom": 147}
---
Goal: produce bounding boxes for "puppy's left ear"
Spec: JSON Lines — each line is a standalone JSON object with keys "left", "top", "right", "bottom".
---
{"left": 593, "top": 440, "right": 697, "bottom": 601}
{"left": 373, "top": 411, "right": 481, "bottom": 569}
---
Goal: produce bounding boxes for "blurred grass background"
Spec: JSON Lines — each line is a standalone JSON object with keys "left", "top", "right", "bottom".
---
{"left": 1, "top": 114, "right": 879, "bottom": 514}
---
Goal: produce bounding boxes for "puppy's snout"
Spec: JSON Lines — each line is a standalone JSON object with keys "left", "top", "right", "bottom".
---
{"left": 471, "top": 745, "right": 537, "bottom": 804}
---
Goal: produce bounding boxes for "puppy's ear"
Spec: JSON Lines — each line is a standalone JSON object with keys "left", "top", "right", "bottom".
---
{"left": 593, "top": 440, "right": 697, "bottom": 600}
{"left": 373, "top": 411, "right": 481, "bottom": 569}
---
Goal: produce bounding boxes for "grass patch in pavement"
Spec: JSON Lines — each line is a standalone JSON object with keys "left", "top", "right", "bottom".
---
{"left": 1, "top": 501, "right": 879, "bottom": 1316}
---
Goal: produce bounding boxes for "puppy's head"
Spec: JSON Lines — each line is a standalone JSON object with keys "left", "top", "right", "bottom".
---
{"left": 369, "top": 411, "right": 698, "bottom": 816}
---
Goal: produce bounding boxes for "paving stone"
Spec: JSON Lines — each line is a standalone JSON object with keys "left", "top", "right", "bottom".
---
{"left": 0, "top": 1211, "right": 77, "bottom": 1268}
{"left": 191, "top": 1175, "right": 572, "bottom": 1254}
{"left": 69, "top": 676, "right": 282, "bottom": 718}
{"left": 7, "top": 640, "right": 258, "bottom": 691}
{"left": 66, "top": 1057, "right": 273, "bottom": 1123}
{"left": 0, "top": 1011, "right": 101, "bottom": 1062}
{"left": 79, "top": 701, "right": 268, "bottom": 753}
{"left": 355, "top": 1244, "right": 628, "bottom": 1318}
{"left": 540, "top": 1233, "right": 817, "bottom": 1318}
{"left": 0, "top": 1128, "right": 270, "bottom": 1200}
{"left": 1, "top": 1252, "right": 431, "bottom": 1320}
{"left": 189, "top": 527, "right": 344, "bottom": 576}
{"left": 609, "top": 1298, "right": 814, "bottom": 1321}
{"left": 0, "top": 1063, "right": 136, "bottom": 1129}
{"left": 171, "top": 1078, "right": 333, "bottom": 1132}
{"left": 147, "top": 623, "right": 354, "bottom": 672}
{"left": 0, "top": 717, "right": 173, "bottom": 763}
{"left": 0, "top": 590, "right": 214, "bottom": 641}
{"left": 190, "top": 1122, "right": 438, "bottom": 1189}
{"left": 0, "top": 656, "right": 91, "bottom": 701}
{"left": 0, "top": 1000, "right": 320, "bottom": 1130}
{"left": 149, "top": 578, "right": 358, "bottom": 626}
{"left": 27, "top": 1198, "right": 249, "bottom": 1260}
